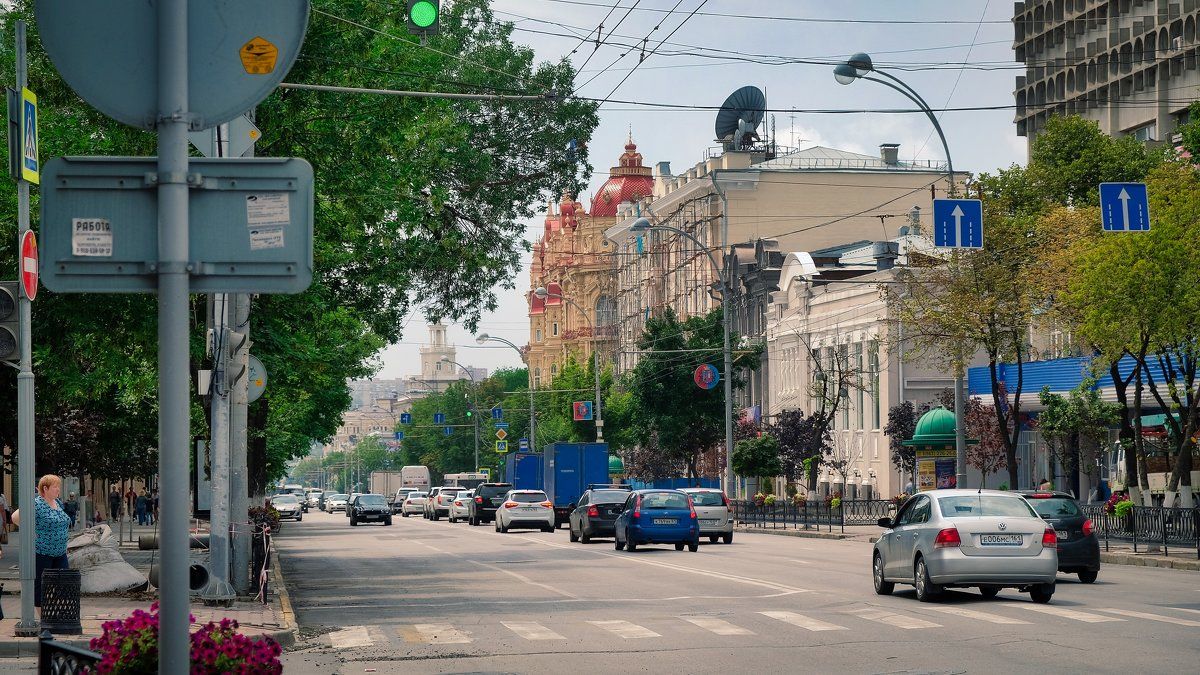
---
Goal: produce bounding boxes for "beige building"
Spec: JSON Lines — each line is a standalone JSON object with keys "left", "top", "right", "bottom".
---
{"left": 526, "top": 137, "right": 653, "bottom": 386}
{"left": 1014, "top": 0, "right": 1200, "bottom": 148}
{"left": 606, "top": 143, "right": 954, "bottom": 374}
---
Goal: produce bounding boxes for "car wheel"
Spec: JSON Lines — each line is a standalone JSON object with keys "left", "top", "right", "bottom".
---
{"left": 1078, "top": 569, "right": 1098, "bottom": 584}
{"left": 296, "top": 514, "right": 302, "bottom": 522}
{"left": 979, "top": 586, "right": 1000, "bottom": 599}
{"left": 1030, "top": 583, "right": 1055, "bottom": 604}
{"left": 675, "top": 543, "right": 685, "bottom": 551}
{"left": 723, "top": 532, "right": 733, "bottom": 545}
{"left": 402, "top": 512, "right": 409, "bottom": 518}
{"left": 688, "top": 540, "right": 699, "bottom": 553}
{"left": 431, "top": 512, "right": 440, "bottom": 521}
{"left": 708, "top": 535, "right": 718, "bottom": 543}
{"left": 350, "top": 516, "right": 358, "bottom": 527}
{"left": 569, "top": 526, "right": 579, "bottom": 542}
{"left": 500, "top": 520, "right": 510, "bottom": 533}
{"left": 873, "top": 553, "right": 895, "bottom": 596}
{"left": 615, "top": 536, "right": 625, "bottom": 551}
{"left": 914, "top": 557, "right": 941, "bottom": 602}
{"left": 469, "top": 516, "right": 477, "bottom": 526}
{"left": 542, "top": 525, "right": 554, "bottom": 533}
{"left": 385, "top": 517, "right": 393, "bottom": 526}
{"left": 626, "top": 538, "right": 637, "bottom": 552}
{"left": 495, "top": 520, "right": 501, "bottom": 532}
{"left": 581, "top": 532, "right": 591, "bottom": 545}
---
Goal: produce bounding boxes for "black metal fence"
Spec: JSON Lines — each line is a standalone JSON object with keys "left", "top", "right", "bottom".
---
{"left": 1080, "top": 504, "right": 1200, "bottom": 559}
{"left": 732, "top": 499, "right": 896, "bottom": 533}
{"left": 38, "top": 631, "right": 100, "bottom": 674}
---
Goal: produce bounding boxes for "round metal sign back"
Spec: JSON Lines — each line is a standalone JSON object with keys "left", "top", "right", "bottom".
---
{"left": 36, "top": 0, "right": 310, "bottom": 130}
{"left": 248, "top": 354, "right": 267, "bottom": 403}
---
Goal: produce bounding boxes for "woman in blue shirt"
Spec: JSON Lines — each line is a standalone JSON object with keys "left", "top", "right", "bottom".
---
{"left": 13, "top": 474, "right": 72, "bottom": 607}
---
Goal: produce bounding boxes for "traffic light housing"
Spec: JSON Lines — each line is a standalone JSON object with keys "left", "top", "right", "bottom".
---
{"left": 407, "top": 1, "right": 440, "bottom": 35}
{"left": 0, "top": 281, "right": 20, "bottom": 361}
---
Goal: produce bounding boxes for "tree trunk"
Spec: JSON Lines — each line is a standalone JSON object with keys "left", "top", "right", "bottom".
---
{"left": 988, "top": 359, "right": 1020, "bottom": 490}
{"left": 248, "top": 399, "right": 269, "bottom": 499}
{"left": 1066, "top": 432, "right": 1081, "bottom": 499}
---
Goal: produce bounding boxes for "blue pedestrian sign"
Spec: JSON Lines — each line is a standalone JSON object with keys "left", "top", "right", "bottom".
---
{"left": 400, "top": 412, "right": 412, "bottom": 425}
{"left": 491, "top": 406, "right": 503, "bottom": 420}
{"left": 519, "top": 438, "right": 529, "bottom": 451}
{"left": 932, "top": 199, "right": 983, "bottom": 248}
{"left": 444, "top": 426, "right": 453, "bottom": 436}
{"left": 394, "top": 431, "right": 404, "bottom": 441}
{"left": 1099, "top": 182, "right": 1150, "bottom": 232}
{"left": 433, "top": 412, "right": 446, "bottom": 424}
{"left": 20, "top": 88, "right": 38, "bottom": 184}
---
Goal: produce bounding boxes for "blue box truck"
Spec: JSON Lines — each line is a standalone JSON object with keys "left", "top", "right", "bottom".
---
{"left": 504, "top": 452, "right": 544, "bottom": 491}
{"left": 544, "top": 442, "right": 609, "bottom": 527}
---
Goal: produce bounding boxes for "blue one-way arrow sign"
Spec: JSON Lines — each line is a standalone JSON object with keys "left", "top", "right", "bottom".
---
{"left": 933, "top": 199, "right": 983, "bottom": 249}
{"left": 1099, "top": 182, "right": 1150, "bottom": 232}
{"left": 400, "top": 412, "right": 412, "bottom": 425}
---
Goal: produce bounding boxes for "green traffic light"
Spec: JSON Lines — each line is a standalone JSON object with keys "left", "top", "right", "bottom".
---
{"left": 410, "top": 1, "right": 438, "bottom": 28}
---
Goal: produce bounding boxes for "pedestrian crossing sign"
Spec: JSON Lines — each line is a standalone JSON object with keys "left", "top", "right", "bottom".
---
{"left": 20, "top": 88, "right": 38, "bottom": 184}
{"left": 495, "top": 440, "right": 508, "bottom": 453}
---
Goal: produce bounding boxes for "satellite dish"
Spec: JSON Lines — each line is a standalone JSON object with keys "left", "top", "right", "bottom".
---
{"left": 715, "top": 86, "right": 766, "bottom": 151}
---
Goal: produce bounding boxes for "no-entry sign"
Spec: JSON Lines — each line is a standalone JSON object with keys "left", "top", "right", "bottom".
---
{"left": 20, "top": 230, "right": 37, "bottom": 301}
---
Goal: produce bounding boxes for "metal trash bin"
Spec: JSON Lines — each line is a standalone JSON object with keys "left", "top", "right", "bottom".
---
{"left": 40, "top": 569, "right": 83, "bottom": 635}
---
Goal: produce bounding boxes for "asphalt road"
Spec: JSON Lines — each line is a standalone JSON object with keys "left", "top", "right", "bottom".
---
{"left": 278, "top": 508, "right": 1200, "bottom": 674}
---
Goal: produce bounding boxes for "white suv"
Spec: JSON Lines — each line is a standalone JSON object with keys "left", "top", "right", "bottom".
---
{"left": 449, "top": 490, "right": 474, "bottom": 523}
{"left": 401, "top": 491, "right": 426, "bottom": 517}
{"left": 680, "top": 488, "right": 734, "bottom": 544}
{"left": 495, "top": 490, "right": 554, "bottom": 533}
{"left": 429, "top": 487, "right": 462, "bottom": 521}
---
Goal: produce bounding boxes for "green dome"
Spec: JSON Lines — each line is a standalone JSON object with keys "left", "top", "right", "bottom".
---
{"left": 903, "top": 406, "right": 959, "bottom": 447}
{"left": 608, "top": 454, "right": 625, "bottom": 475}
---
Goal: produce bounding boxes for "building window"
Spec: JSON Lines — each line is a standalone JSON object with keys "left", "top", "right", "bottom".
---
{"left": 550, "top": 363, "right": 558, "bottom": 377}
{"left": 595, "top": 295, "right": 616, "bottom": 328}
{"left": 534, "top": 367, "right": 541, "bottom": 389}
{"left": 552, "top": 322, "right": 559, "bottom": 337}
{"left": 869, "top": 346, "right": 881, "bottom": 429}
{"left": 536, "top": 328, "right": 543, "bottom": 342}
{"left": 435, "top": 362, "right": 441, "bottom": 372}
{"left": 839, "top": 344, "right": 849, "bottom": 429}
{"left": 1130, "top": 122, "right": 1157, "bottom": 142}
{"left": 855, "top": 342, "right": 864, "bottom": 430}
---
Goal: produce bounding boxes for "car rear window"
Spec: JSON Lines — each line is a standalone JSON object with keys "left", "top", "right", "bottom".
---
{"left": 407, "top": 492, "right": 426, "bottom": 498}
{"left": 478, "top": 484, "right": 514, "bottom": 498}
{"left": 511, "top": 492, "right": 548, "bottom": 503}
{"left": 330, "top": 494, "right": 347, "bottom": 500}
{"left": 273, "top": 495, "right": 299, "bottom": 504}
{"left": 440, "top": 488, "right": 460, "bottom": 496}
{"left": 641, "top": 492, "right": 689, "bottom": 509}
{"left": 590, "top": 490, "right": 630, "bottom": 503}
{"left": 937, "top": 495, "right": 1038, "bottom": 518}
{"left": 687, "top": 491, "right": 725, "bottom": 506}
{"left": 1026, "top": 497, "right": 1081, "bottom": 518}
{"left": 358, "top": 495, "right": 386, "bottom": 506}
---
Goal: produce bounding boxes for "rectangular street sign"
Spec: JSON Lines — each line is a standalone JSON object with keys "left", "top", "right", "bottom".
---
{"left": 932, "top": 198, "right": 983, "bottom": 248}
{"left": 444, "top": 426, "right": 453, "bottom": 436}
{"left": 400, "top": 413, "right": 412, "bottom": 425}
{"left": 394, "top": 431, "right": 404, "bottom": 441}
{"left": 519, "top": 438, "right": 529, "bottom": 450}
{"left": 1099, "top": 182, "right": 1150, "bottom": 231}
{"left": 433, "top": 412, "right": 445, "bottom": 424}
{"left": 572, "top": 401, "right": 594, "bottom": 421}
{"left": 491, "top": 406, "right": 503, "bottom": 420}
{"left": 19, "top": 87, "right": 37, "bottom": 184}
{"left": 495, "top": 440, "right": 508, "bottom": 453}
{"left": 494, "top": 422, "right": 509, "bottom": 429}
{"left": 39, "top": 156, "right": 313, "bottom": 293}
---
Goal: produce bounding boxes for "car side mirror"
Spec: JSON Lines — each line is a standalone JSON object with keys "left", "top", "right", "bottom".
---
{"left": 877, "top": 517, "right": 892, "bottom": 528}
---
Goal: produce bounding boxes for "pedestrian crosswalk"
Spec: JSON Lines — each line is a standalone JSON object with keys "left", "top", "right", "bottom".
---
{"left": 323, "top": 603, "right": 1200, "bottom": 651}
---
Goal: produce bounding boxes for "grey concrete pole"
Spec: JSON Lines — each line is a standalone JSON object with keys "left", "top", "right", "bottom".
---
{"left": 155, "top": 0, "right": 191, "bottom": 668}
{"left": 954, "top": 361, "right": 968, "bottom": 489}
{"left": 207, "top": 295, "right": 231, "bottom": 588}
{"left": 13, "top": 20, "right": 38, "bottom": 638}
{"left": 721, "top": 280, "right": 734, "bottom": 496}
{"left": 230, "top": 292, "right": 251, "bottom": 594}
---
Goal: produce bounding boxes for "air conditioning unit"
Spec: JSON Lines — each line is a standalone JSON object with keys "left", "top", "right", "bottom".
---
{"left": 1171, "top": 36, "right": 1183, "bottom": 52}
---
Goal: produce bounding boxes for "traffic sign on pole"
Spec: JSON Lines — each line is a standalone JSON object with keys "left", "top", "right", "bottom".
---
{"left": 519, "top": 438, "right": 529, "bottom": 451}
{"left": 932, "top": 199, "right": 984, "bottom": 248}
{"left": 394, "top": 431, "right": 404, "bottom": 441}
{"left": 1099, "top": 182, "right": 1150, "bottom": 232}
{"left": 491, "top": 406, "right": 503, "bottom": 420}
{"left": 495, "top": 440, "right": 508, "bottom": 453}
{"left": 18, "top": 87, "right": 36, "bottom": 184}
{"left": 444, "top": 426, "right": 453, "bottom": 436}
{"left": 572, "top": 401, "right": 594, "bottom": 421}
{"left": 400, "top": 412, "right": 412, "bottom": 425}
{"left": 434, "top": 412, "right": 446, "bottom": 424}
{"left": 20, "top": 230, "right": 37, "bottom": 301}
{"left": 495, "top": 428, "right": 508, "bottom": 441}
{"left": 494, "top": 421, "right": 509, "bottom": 429}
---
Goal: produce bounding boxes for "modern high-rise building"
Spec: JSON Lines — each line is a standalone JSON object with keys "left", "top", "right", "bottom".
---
{"left": 1013, "top": 1, "right": 1200, "bottom": 149}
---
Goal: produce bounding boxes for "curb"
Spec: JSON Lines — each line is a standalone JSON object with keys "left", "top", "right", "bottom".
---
{"left": 734, "top": 526, "right": 849, "bottom": 540}
{"left": 1100, "top": 551, "right": 1200, "bottom": 572}
{"left": 268, "top": 547, "right": 298, "bottom": 648}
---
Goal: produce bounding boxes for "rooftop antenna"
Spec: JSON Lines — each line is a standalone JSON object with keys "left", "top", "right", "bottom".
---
{"left": 714, "top": 85, "right": 766, "bottom": 152}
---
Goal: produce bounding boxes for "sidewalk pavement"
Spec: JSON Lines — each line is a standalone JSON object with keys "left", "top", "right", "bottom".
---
{"left": 736, "top": 523, "right": 1200, "bottom": 572}
{"left": 0, "top": 518, "right": 296, "bottom": 658}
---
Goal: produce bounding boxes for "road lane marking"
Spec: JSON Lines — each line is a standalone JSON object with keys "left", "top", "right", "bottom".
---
{"left": 1173, "top": 607, "right": 1200, "bottom": 615}
{"left": 759, "top": 610, "right": 847, "bottom": 632}
{"left": 468, "top": 560, "right": 578, "bottom": 599}
{"left": 414, "top": 623, "right": 472, "bottom": 644}
{"left": 1096, "top": 608, "right": 1200, "bottom": 626}
{"left": 502, "top": 621, "right": 567, "bottom": 640}
{"left": 328, "top": 626, "right": 373, "bottom": 649}
{"left": 680, "top": 616, "right": 755, "bottom": 635}
{"left": 1017, "top": 606, "right": 1125, "bottom": 623}
{"left": 786, "top": 559, "right": 812, "bottom": 564}
{"left": 588, "top": 620, "right": 661, "bottom": 639}
{"left": 925, "top": 606, "right": 1032, "bottom": 625}
{"left": 848, "top": 607, "right": 942, "bottom": 629}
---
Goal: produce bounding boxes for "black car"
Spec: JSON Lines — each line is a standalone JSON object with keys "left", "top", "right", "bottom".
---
{"left": 569, "top": 484, "right": 632, "bottom": 543}
{"left": 1020, "top": 490, "right": 1100, "bottom": 583}
{"left": 349, "top": 493, "right": 393, "bottom": 527}
{"left": 468, "top": 482, "right": 514, "bottom": 526}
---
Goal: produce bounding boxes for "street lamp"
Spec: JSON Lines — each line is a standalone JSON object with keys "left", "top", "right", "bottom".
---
{"left": 834, "top": 51, "right": 967, "bottom": 488}
{"left": 440, "top": 356, "right": 480, "bottom": 472}
{"left": 476, "top": 333, "right": 536, "bottom": 453}
{"left": 533, "top": 287, "right": 605, "bottom": 442}
{"left": 628, "top": 217, "right": 735, "bottom": 497}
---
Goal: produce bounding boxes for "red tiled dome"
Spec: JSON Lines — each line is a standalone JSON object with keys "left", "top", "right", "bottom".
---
{"left": 590, "top": 134, "right": 653, "bottom": 217}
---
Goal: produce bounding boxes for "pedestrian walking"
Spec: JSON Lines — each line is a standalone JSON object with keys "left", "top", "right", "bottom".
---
{"left": 124, "top": 487, "right": 135, "bottom": 520}
{"left": 1038, "top": 477, "right": 1052, "bottom": 491}
{"left": 0, "top": 490, "right": 9, "bottom": 545}
{"left": 150, "top": 489, "right": 159, "bottom": 526}
{"left": 108, "top": 487, "right": 121, "bottom": 524}
{"left": 12, "top": 474, "right": 72, "bottom": 609}
{"left": 135, "top": 489, "right": 149, "bottom": 526}
{"left": 64, "top": 492, "right": 79, "bottom": 529}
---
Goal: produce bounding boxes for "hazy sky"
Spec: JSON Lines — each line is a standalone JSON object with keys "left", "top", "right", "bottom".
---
{"left": 373, "top": 0, "right": 1024, "bottom": 379}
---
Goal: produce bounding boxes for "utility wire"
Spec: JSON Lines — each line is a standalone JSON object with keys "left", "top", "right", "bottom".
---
{"left": 599, "top": 0, "right": 709, "bottom": 104}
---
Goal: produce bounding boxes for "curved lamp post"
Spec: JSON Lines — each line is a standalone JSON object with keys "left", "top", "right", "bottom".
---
{"left": 476, "top": 333, "right": 537, "bottom": 452}
{"left": 628, "top": 217, "right": 734, "bottom": 497}
{"left": 533, "top": 287, "right": 605, "bottom": 442}
{"left": 440, "top": 356, "right": 480, "bottom": 472}
{"left": 835, "top": 52, "right": 967, "bottom": 488}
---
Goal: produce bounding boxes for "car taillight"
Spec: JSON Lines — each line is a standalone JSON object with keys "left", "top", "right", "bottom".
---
{"left": 1028, "top": 493, "right": 1054, "bottom": 499}
{"left": 633, "top": 495, "right": 642, "bottom": 520}
{"left": 688, "top": 496, "right": 697, "bottom": 519}
{"left": 1082, "top": 519, "right": 1093, "bottom": 537}
{"left": 503, "top": 501, "right": 519, "bottom": 509}
{"left": 454, "top": 500, "right": 462, "bottom": 506}
{"left": 1042, "top": 528, "right": 1058, "bottom": 549}
{"left": 722, "top": 493, "right": 731, "bottom": 507}
{"left": 475, "top": 496, "right": 483, "bottom": 504}
{"left": 933, "top": 527, "right": 961, "bottom": 548}
{"left": 541, "top": 501, "right": 553, "bottom": 508}
{"left": 587, "top": 505, "right": 599, "bottom": 517}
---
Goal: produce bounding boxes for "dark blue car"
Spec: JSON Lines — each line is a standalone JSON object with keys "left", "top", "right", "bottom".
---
{"left": 614, "top": 489, "right": 700, "bottom": 552}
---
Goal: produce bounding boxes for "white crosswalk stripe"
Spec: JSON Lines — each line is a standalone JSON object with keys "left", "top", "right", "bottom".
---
{"left": 681, "top": 616, "right": 755, "bottom": 636}
{"left": 414, "top": 623, "right": 473, "bottom": 644}
{"left": 1096, "top": 608, "right": 1200, "bottom": 627}
{"left": 759, "top": 610, "right": 847, "bottom": 632}
{"left": 328, "top": 625, "right": 373, "bottom": 649}
{"left": 588, "top": 619, "right": 661, "bottom": 639}
{"left": 1017, "top": 606, "right": 1125, "bottom": 623}
{"left": 848, "top": 607, "right": 942, "bottom": 630}
{"left": 503, "top": 621, "right": 567, "bottom": 640}
{"left": 925, "top": 606, "right": 1032, "bottom": 625}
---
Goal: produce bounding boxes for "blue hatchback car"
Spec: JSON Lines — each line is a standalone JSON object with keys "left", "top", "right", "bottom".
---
{"left": 614, "top": 489, "right": 701, "bottom": 552}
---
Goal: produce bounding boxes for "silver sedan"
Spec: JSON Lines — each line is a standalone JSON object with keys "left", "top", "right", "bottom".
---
{"left": 872, "top": 489, "right": 1058, "bottom": 603}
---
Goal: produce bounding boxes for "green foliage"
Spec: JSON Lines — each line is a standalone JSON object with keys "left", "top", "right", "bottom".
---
{"left": 732, "top": 435, "right": 782, "bottom": 481}
{"left": 1113, "top": 499, "right": 1135, "bottom": 519}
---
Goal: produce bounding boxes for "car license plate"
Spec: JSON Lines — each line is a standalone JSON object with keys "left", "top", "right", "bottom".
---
{"left": 980, "top": 534, "right": 1023, "bottom": 546}
{"left": 522, "top": 507, "right": 539, "bottom": 511}
{"left": 700, "top": 519, "right": 720, "bottom": 526}
{"left": 653, "top": 518, "right": 677, "bottom": 525}
{"left": 1055, "top": 530, "right": 1070, "bottom": 540}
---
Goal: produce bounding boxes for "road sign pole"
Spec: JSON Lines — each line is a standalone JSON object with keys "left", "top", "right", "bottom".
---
{"left": 12, "top": 19, "right": 38, "bottom": 638}
{"left": 155, "top": 0, "right": 191, "bottom": 669}
{"left": 230, "top": 291, "right": 251, "bottom": 594}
